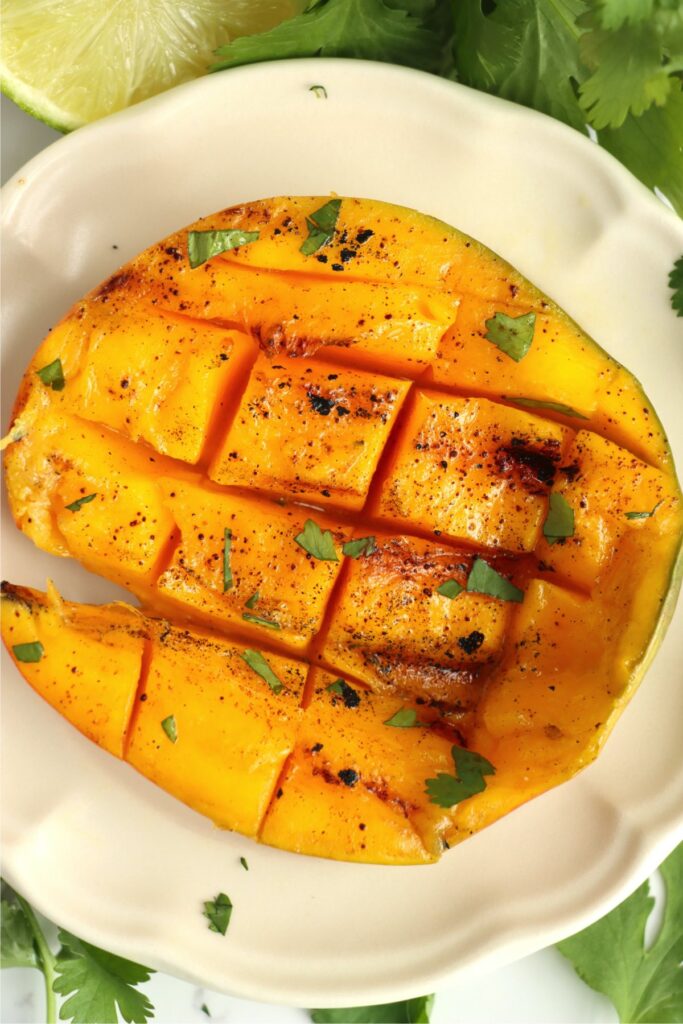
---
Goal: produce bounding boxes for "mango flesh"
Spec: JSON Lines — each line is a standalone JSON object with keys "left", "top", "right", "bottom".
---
{"left": 3, "top": 195, "right": 682, "bottom": 865}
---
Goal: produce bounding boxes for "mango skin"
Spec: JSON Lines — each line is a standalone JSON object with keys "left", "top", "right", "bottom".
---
{"left": 2, "top": 195, "right": 683, "bottom": 865}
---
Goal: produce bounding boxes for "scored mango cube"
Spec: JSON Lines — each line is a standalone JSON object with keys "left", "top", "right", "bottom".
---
{"left": 126, "top": 622, "right": 307, "bottom": 835}
{"left": 479, "top": 579, "right": 624, "bottom": 743}
{"left": 155, "top": 480, "right": 350, "bottom": 649}
{"left": 5, "top": 410, "right": 177, "bottom": 589}
{"left": 65, "top": 304, "right": 254, "bottom": 464}
{"left": 260, "top": 669, "right": 471, "bottom": 862}
{"left": 375, "top": 391, "right": 573, "bottom": 551}
{"left": 210, "top": 354, "right": 410, "bottom": 508}
{"left": 321, "top": 533, "right": 511, "bottom": 705}
{"left": 536, "top": 430, "right": 680, "bottom": 589}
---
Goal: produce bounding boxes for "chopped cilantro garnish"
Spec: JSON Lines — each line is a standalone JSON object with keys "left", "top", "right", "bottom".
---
{"left": 436, "top": 578, "right": 463, "bottom": 599}
{"left": 625, "top": 500, "right": 664, "bottom": 520}
{"left": 300, "top": 199, "right": 342, "bottom": 256}
{"left": 484, "top": 311, "right": 536, "bottom": 361}
{"left": 240, "top": 857, "right": 249, "bottom": 872}
{"left": 245, "top": 591, "right": 260, "bottom": 609}
{"left": 467, "top": 558, "right": 524, "bottom": 603}
{"left": 187, "top": 229, "right": 259, "bottom": 269}
{"left": 295, "top": 519, "right": 339, "bottom": 561}
{"left": 342, "top": 536, "right": 376, "bottom": 559}
{"left": 384, "top": 708, "right": 425, "bottom": 728}
{"left": 543, "top": 493, "right": 575, "bottom": 544}
{"left": 12, "top": 641, "right": 44, "bottom": 663}
{"left": 507, "top": 396, "right": 588, "bottom": 420}
{"left": 64, "top": 493, "right": 97, "bottom": 513}
{"left": 242, "top": 611, "right": 281, "bottom": 631}
{"left": 161, "top": 715, "right": 177, "bottom": 743}
{"left": 203, "top": 893, "right": 233, "bottom": 936}
{"left": 36, "top": 358, "right": 65, "bottom": 391}
{"left": 241, "top": 649, "right": 284, "bottom": 694}
{"left": 425, "top": 745, "right": 495, "bottom": 808}
{"left": 223, "top": 528, "right": 233, "bottom": 592}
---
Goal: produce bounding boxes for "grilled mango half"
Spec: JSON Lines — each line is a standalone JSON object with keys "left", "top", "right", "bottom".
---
{"left": 3, "top": 196, "right": 682, "bottom": 865}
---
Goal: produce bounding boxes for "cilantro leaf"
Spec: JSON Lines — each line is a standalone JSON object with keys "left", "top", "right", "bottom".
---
{"left": 543, "top": 492, "right": 575, "bottom": 542}
{"left": 625, "top": 499, "right": 664, "bottom": 520}
{"left": 425, "top": 745, "right": 496, "bottom": 808}
{"left": 12, "top": 641, "right": 44, "bottom": 663}
{"left": 36, "top": 358, "right": 65, "bottom": 391}
{"left": 223, "top": 528, "right": 233, "bottom": 593}
{"left": 187, "top": 230, "right": 259, "bottom": 269}
{"left": 65, "top": 493, "right": 97, "bottom": 513}
{"left": 453, "top": 0, "right": 589, "bottom": 133}
{"left": 599, "top": 81, "right": 683, "bottom": 216}
{"left": 242, "top": 611, "right": 281, "bottom": 631}
{"left": 53, "top": 929, "right": 154, "bottom": 1024}
{"left": 240, "top": 857, "right": 249, "bottom": 871}
{"left": 1, "top": 894, "right": 38, "bottom": 969}
{"left": 300, "top": 198, "right": 342, "bottom": 256}
{"left": 436, "top": 578, "right": 464, "bottom": 599}
{"left": 669, "top": 256, "right": 683, "bottom": 317}
{"left": 211, "top": 0, "right": 446, "bottom": 75}
{"left": 160, "top": 715, "right": 177, "bottom": 743}
{"left": 295, "top": 519, "right": 339, "bottom": 561}
{"left": 467, "top": 559, "right": 524, "bottom": 603}
{"left": 342, "top": 536, "right": 377, "bottom": 559}
{"left": 241, "top": 649, "right": 284, "bottom": 694}
{"left": 484, "top": 311, "right": 536, "bottom": 361}
{"left": 311, "top": 994, "right": 434, "bottom": 1023}
{"left": 578, "top": 12, "right": 676, "bottom": 129}
{"left": 507, "top": 396, "right": 589, "bottom": 420}
{"left": 596, "top": 0, "right": 654, "bottom": 31}
{"left": 557, "top": 842, "right": 683, "bottom": 1023}
{"left": 203, "top": 893, "right": 233, "bottom": 936}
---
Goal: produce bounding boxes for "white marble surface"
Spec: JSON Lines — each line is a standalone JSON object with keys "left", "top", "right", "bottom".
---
{"left": 0, "top": 92, "right": 619, "bottom": 1024}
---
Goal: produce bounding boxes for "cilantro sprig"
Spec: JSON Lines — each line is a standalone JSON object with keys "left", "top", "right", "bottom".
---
{"left": 210, "top": 1, "right": 683, "bottom": 215}
{"left": 1, "top": 879, "right": 154, "bottom": 1024}
{"left": 557, "top": 842, "right": 683, "bottom": 1023}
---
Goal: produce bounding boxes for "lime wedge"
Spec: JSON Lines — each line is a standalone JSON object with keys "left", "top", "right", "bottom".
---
{"left": 1, "top": 0, "right": 303, "bottom": 132}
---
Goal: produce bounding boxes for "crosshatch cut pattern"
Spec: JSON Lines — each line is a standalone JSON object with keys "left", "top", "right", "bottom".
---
{"left": 2, "top": 196, "right": 682, "bottom": 865}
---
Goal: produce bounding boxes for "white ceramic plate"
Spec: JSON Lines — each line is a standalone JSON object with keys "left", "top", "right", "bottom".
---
{"left": 2, "top": 60, "right": 682, "bottom": 1009}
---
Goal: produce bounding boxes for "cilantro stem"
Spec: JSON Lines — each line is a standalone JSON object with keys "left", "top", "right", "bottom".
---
{"left": 15, "top": 893, "right": 58, "bottom": 1024}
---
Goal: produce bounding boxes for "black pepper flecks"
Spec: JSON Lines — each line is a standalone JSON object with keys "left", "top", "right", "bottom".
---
{"left": 457, "top": 630, "right": 485, "bottom": 655}
{"left": 331, "top": 680, "right": 361, "bottom": 708}
{"left": 338, "top": 768, "right": 359, "bottom": 787}
{"left": 308, "top": 392, "right": 335, "bottom": 416}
